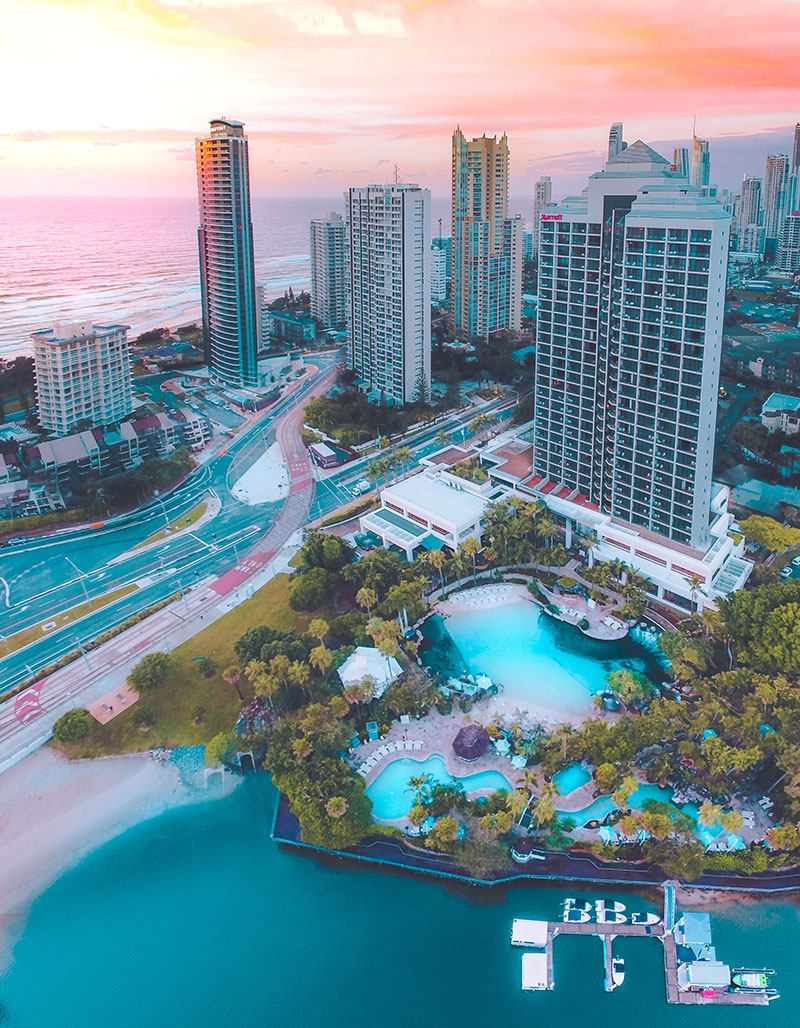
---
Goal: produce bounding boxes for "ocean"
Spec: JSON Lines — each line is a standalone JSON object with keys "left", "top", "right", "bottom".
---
{"left": 0, "top": 194, "right": 531, "bottom": 361}
{"left": 1, "top": 775, "right": 798, "bottom": 1027}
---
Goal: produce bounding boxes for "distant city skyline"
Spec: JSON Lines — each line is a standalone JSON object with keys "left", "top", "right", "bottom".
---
{"left": 2, "top": 0, "right": 799, "bottom": 197}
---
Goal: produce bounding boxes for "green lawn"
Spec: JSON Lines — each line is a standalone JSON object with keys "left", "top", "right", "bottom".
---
{"left": 58, "top": 574, "right": 326, "bottom": 758}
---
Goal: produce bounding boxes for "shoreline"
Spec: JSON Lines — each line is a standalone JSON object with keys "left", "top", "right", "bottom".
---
{"left": 0, "top": 747, "right": 238, "bottom": 961}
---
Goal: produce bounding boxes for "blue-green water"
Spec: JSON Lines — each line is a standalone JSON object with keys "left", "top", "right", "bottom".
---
{"left": 422, "top": 602, "right": 660, "bottom": 715}
{"left": 366, "top": 754, "right": 515, "bottom": 819}
{"left": 2, "top": 776, "right": 800, "bottom": 1027}
{"left": 554, "top": 763, "right": 592, "bottom": 794}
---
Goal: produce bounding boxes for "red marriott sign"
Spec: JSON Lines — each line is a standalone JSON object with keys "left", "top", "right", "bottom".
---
{"left": 540, "top": 213, "right": 562, "bottom": 221}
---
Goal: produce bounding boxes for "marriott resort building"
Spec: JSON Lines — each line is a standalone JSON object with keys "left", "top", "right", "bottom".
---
{"left": 360, "top": 141, "right": 752, "bottom": 612}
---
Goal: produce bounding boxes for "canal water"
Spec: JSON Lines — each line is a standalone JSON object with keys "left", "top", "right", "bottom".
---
{"left": 1, "top": 775, "right": 798, "bottom": 1027}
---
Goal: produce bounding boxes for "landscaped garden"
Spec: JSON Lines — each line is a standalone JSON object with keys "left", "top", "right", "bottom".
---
{"left": 50, "top": 503, "right": 800, "bottom": 883}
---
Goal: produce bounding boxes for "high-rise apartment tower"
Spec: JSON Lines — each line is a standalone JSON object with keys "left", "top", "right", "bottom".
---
{"left": 763, "top": 153, "right": 791, "bottom": 242}
{"left": 451, "top": 129, "right": 522, "bottom": 338}
{"left": 195, "top": 117, "right": 258, "bottom": 387}
{"left": 672, "top": 147, "right": 690, "bottom": 178}
{"left": 691, "top": 129, "right": 710, "bottom": 189}
{"left": 608, "top": 123, "right": 626, "bottom": 160}
{"left": 532, "top": 176, "right": 552, "bottom": 256}
{"left": 346, "top": 183, "right": 431, "bottom": 406}
{"left": 310, "top": 212, "right": 348, "bottom": 330}
{"left": 32, "top": 321, "right": 133, "bottom": 436}
{"left": 534, "top": 140, "right": 730, "bottom": 551}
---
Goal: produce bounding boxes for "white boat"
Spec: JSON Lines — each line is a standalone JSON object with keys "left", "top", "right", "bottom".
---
{"left": 612, "top": 958, "right": 625, "bottom": 988}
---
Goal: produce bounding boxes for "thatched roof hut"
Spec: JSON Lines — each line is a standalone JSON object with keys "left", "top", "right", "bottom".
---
{"left": 452, "top": 723, "right": 490, "bottom": 762}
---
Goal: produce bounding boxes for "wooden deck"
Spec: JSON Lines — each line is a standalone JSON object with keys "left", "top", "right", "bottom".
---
{"left": 542, "top": 919, "right": 771, "bottom": 1005}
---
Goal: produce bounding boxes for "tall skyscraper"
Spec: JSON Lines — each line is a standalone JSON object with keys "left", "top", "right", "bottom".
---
{"left": 532, "top": 175, "right": 552, "bottom": 256}
{"left": 608, "top": 123, "right": 626, "bottom": 160}
{"left": 763, "top": 153, "right": 791, "bottom": 242}
{"left": 195, "top": 117, "right": 258, "bottom": 388}
{"left": 792, "top": 123, "right": 800, "bottom": 172}
{"left": 777, "top": 213, "right": 800, "bottom": 273}
{"left": 672, "top": 147, "right": 690, "bottom": 178}
{"left": 310, "top": 212, "right": 347, "bottom": 330}
{"left": 691, "top": 127, "right": 710, "bottom": 189}
{"left": 430, "top": 244, "right": 448, "bottom": 304}
{"left": 346, "top": 183, "right": 431, "bottom": 406}
{"left": 32, "top": 321, "right": 133, "bottom": 436}
{"left": 451, "top": 129, "right": 523, "bottom": 338}
{"left": 737, "top": 175, "right": 765, "bottom": 253}
{"left": 534, "top": 140, "right": 730, "bottom": 551}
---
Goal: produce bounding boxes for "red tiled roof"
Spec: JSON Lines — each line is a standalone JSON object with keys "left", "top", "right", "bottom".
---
{"left": 585, "top": 502, "right": 600, "bottom": 511}
{"left": 557, "top": 486, "right": 572, "bottom": 498}
{"left": 524, "top": 474, "right": 543, "bottom": 487}
{"left": 540, "top": 482, "right": 557, "bottom": 494}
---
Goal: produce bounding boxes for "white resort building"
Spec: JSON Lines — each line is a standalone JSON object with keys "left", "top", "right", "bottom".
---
{"left": 359, "top": 460, "right": 495, "bottom": 560}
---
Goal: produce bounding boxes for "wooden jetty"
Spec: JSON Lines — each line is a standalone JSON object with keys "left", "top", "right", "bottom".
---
{"left": 531, "top": 888, "right": 773, "bottom": 1006}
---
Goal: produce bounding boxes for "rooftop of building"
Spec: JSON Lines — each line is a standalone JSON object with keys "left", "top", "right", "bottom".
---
{"left": 762, "top": 392, "right": 800, "bottom": 414}
{"left": 381, "top": 471, "right": 490, "bottom": 527}
{"left": 32, "top": 322, "right": 130, "bottom": 344}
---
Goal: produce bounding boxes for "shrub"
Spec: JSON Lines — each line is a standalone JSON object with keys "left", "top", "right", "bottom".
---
{"left": 329, "top": 613, "right": 367, "bottom": 646}
{"left": 52, "top": 708, "right": 93, "bottom": 743}
{"left": 128, "top": 652, "right": 172, "bottom": 691}
{"left": 288, "top": 567, "right": 334, "bottom": 611}
{"left": 131, "top": 704, "right": 155, "bottom": 729}
{"left": 556, "top": 576, "right": 577, "bottom": 589}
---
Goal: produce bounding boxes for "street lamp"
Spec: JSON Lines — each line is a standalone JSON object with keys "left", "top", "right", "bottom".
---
{"left": 65, "top": 556, "right": 92, "bottom": 607}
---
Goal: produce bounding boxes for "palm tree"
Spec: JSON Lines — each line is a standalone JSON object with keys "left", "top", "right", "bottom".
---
{"left": 309, "top": 618, "right": 329, "bottom": 646}
{"left": 685, "top": 573, "right": 705, "bottom": 611}
{"left": 356, "top": 586, "right": 377, "bottom": 615}
{"left": 408, "top": 775, "right": 431, "bottom": 804}
{"left": 325, "top": 796, "right": 348, "bottom": 819}
{"left": 222, "top": 664, "right": 244, "bottom": 701}
{"left": 288, "top": 659, "right": 311, "bottom": 701}
{"left": 435, "top": 429, "right": 448, "bottom": 447}
{"left": 698, "top": 800, "right": 724, "bottom": 830}
{"left": 532, "top": 791, "right": 556, "bottom": 828}
{"left": 254, "top": 673, "right": 279, "bottom": 712}
{"left": 506, "top": 788, "right": 530, "bottom": 821}
{"left": 394, "top": 446, "right": 412, "bottom": 479}
{"left": 721, "top": 810, "right": 744, "bottom": 834}
{"left": 423, "top": 548, "right": 447, "bottom": 592}
{"left": 459, "top": 536, "right": 481, "bottom": 585}
{"left": 309, "top": 645, "right": 332, "bottom": 674}
{"left": 244, "top": 659, "right": 266, "bottom": 684}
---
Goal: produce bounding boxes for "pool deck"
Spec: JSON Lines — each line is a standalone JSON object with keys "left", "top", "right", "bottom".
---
{"left": 351, "top": 708, "right": 527, "bottom": 793}
{"left": 538, "top": 582, "right": 629, "bottom": 641}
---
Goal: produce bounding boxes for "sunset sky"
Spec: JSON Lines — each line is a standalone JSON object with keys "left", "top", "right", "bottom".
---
{"left": 2, "top": 0, "right": 799, "bottom": 199}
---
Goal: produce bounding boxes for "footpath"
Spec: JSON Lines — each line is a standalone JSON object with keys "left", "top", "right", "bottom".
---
{"left": 0, "top": 364, "right": 336, "bottom": 776}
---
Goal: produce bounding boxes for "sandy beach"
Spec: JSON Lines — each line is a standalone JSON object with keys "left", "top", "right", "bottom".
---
{"left": 0, "top": 748, "right": 238, "bottom": 950}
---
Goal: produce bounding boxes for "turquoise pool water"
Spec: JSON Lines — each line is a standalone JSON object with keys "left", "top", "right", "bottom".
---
{"left": 365, "top": 754, "right": 515, "bottom": 820}
{"left": 421, "top": 600, "right": 659, "bottom": 716}
{"left": 553, "top": 763, "right": 591, "bottom": 794}
{"left": 3, "top": 776, "right": 799, "bottom": 1027}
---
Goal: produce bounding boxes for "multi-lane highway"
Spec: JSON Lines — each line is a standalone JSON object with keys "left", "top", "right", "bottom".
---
{"left": 0, "top": 354, "right": 340, "bottom": 692}
{"left": 0, "top": 363, "right": 520, "bottom": 695}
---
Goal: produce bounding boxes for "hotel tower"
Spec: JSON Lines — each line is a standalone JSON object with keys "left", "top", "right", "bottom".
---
{"left": 533, "top": 140, "right": 730, "bottom": 552}
{"left": 346, "top": 183, "right": 431, "bottom": 406}
{"left": 195, "top": 117, "right": 259, "bottom": 388}
{"left": 451, "top": 129, "right": 522, "bottom": 338}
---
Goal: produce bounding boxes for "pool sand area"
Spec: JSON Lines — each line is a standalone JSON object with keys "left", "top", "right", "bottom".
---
{"left": 352, "top": 707, "right": 525, "bottom": 805}
{"left": 435, "top": 581, "right": 528, "bottom": 616}
{"left": 0, "top": 748, "right": 238, "bottom": 953}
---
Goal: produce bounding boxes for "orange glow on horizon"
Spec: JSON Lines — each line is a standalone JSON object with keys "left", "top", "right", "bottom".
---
{"left": 1, "top": 0, "right": 799, "bottom": 197}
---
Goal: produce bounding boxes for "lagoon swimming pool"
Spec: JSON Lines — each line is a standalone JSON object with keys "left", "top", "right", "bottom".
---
{"left": 422, "top": 600, "right": 659, "bottom": 717}
{"left": 365, "top": 755, "right": 516, "bottom": 820}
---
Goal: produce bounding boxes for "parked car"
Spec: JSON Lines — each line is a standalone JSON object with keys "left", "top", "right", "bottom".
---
{"left": 351, "top": 478, "right": 371, "bottom": 496}
{"left": 780, "top": 564, "right": 794, "bottom": 578}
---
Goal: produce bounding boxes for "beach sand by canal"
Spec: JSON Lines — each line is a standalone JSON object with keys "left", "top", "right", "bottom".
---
{"left": 0, "top": 747, "right": 238, "bottom": 960}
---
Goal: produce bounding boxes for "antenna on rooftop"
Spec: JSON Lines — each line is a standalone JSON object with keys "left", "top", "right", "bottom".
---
{"left": 393, "top": 162, "right": 400, "bottom": 184}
